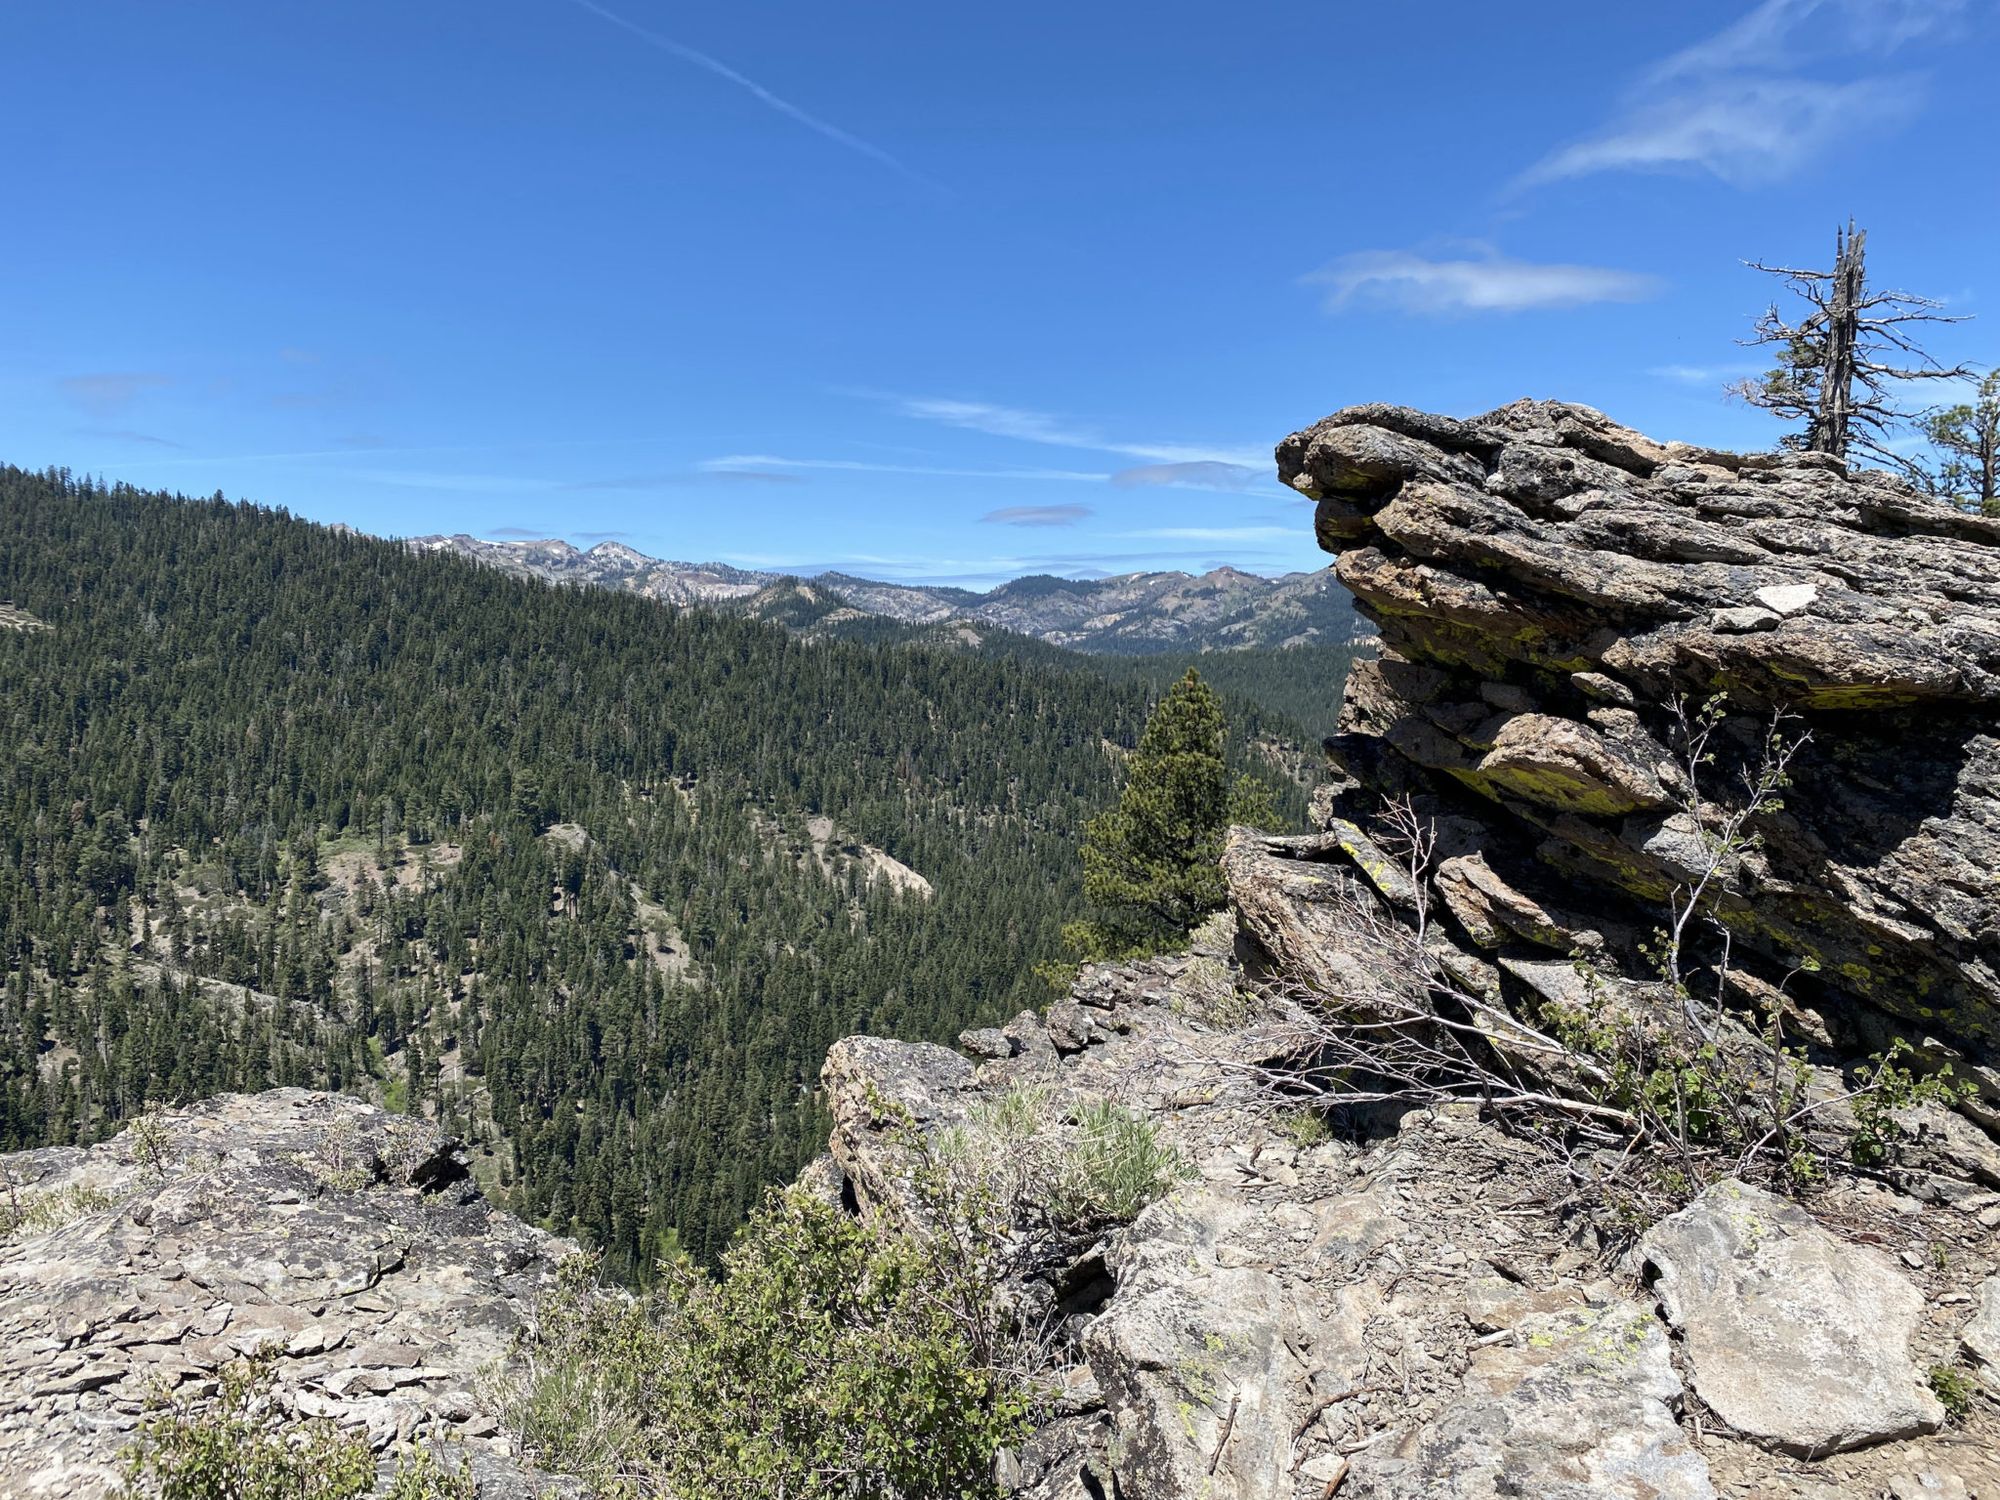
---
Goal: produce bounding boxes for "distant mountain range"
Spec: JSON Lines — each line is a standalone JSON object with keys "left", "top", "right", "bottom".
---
{"left": 408, "top": 535, "right": 1366, "bottom": 655}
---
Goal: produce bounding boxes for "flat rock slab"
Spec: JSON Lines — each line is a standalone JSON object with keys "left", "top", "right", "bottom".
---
{"left": 1348, "top": 1299, "right": 1715, "bottom": 1500}
{"left": 1638, "top": 1180, "right": 1944, "bottom": 1455}
{"left": 1961, "top": 1277, "right": 2000, "bottom": 1394}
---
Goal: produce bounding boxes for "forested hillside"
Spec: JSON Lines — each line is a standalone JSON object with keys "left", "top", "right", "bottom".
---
{"left": 0, "top": 466, "right": 1309, "bottom": 1276}
{"left": 1086, "top": 643, "right": 1365, "bottom": 744}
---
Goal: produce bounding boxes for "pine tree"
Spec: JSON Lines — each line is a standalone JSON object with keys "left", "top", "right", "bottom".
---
{"left": 1918, "top": 369, "right": 2000, "bottom": 515}
{"left": 1072, "top": 670, "right": 1272, "bottom": 954}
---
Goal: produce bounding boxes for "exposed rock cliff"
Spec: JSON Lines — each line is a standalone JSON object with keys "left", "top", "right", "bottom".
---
{"left": 0, "top": 1091, "right": 572, "bottom": 1498}
{"left": 1278, "top": 400, "right": 2000, "bottom": 1081}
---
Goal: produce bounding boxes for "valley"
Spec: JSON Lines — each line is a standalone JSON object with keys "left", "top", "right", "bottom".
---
{"left": 0, "top": 465, "right": 1317, "bottom": 1275}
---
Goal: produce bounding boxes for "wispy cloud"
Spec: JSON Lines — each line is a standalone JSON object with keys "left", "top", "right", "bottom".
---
{"left": 1520, "top": 0, "right": 1961, "bottom": 187}
{"left": 560, "top": 0, "right": 945, "bottom": 194}
{"left": 1522, "top": 78, "right": 1915, "bottom": 186}
{"left": 1307, "top": 249, "right": 1661, "bottom": 315}
{"left": 1647, "top": 362, "right": 1765, "bottom": 386}
{"left": 1648, "top": 0, "right": 1965, "bottom": 81}
{"left": 487, "top": 526, "right": 552, "bottom": 539}
{"left": 1111, "top": 461, "right": 1262, "bottom": 492}
{"left": 701, "top": 453, "right": 1108, "bottom": 482}
{"left": 60, "top": 372, "right": 172, "bottom": 414}
{"left": 979, "top": 505, "right": 1091, "bottom": 527}
{"left": 566, "top": 469, "right": 806, "bottom": 489}
{"left": 1129, "top": 525, "right": 1296, "bottom": 543}
{"left": 350, "top": 468, "right": 560, "bottom": 494}
{"left": 704, "top": 443, "right": 1282, "bottom": 491}
{"left": 80, "top": 427, "right": 185, "bottom": 449}
{"left": 887, "top": 395, "right": 1268, "bottom": 470}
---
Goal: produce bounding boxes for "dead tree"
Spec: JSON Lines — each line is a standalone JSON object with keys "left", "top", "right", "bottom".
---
{"left": 1730, "top": 221, "right": 1972, "bottom": 469}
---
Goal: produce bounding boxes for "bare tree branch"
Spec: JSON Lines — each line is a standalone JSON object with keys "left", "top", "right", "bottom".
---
{"left": 1734, "top": 221, "right": 1974, "bottom": 468}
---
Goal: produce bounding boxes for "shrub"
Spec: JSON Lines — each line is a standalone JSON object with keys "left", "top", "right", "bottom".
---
{"left": 497, "top": 1192, "right": 1032, "bottom": 1499}
{"left": 120, "top": 1356, "right": 480, "bottom": 1500}
{"left": 119, "top": 1357, "right": 375, "bottom": 1500}
{"left": 929, "top": 1085, "right": 1188, "bottom": 1234}
{"left": 1, "top": 1180, "right": 117, "bottom": 1242}
{"left": 384, "top": 1445, "right": 479, "bottom": 1500}
{"left": 127, "top": 1110, "right": 176, "bottom": 1181}
{"left": 1929, "top": 1363, "right": 1978, "bottom": 1423}
{"left": 1274, "top": 1108, "right": 1330, "bottom": 1147}
{"left": 649, "top": 1192, "right": 1028, "bottom": 1498}
{"left": 490, "top": 1255, "right": 654, "bottom": 1486}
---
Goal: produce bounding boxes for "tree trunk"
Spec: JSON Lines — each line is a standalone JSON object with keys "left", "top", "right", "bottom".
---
{"left": 1814, "top": 221, "right": 1864, "bottom": 459}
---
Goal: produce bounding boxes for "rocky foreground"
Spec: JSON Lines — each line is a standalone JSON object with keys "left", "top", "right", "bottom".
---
{"left": 5, "top": 400, "right": 1999, "bottom": 1499}
{"left": 0, "top": 1091, "right": 573, "bottom": 1498}
{"left": 823, "top": 403, "right": 2000, "bottom": 1497}
{"left": 824, "top": 917, "right": 2000, "bottom": 1499}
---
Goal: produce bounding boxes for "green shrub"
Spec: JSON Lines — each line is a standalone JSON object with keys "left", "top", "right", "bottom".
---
{"left": 384, "top": 1445, "right": 478, "bottom": 1500}
{"left": 491, "top": 1255, "right": 654, "bottom": 1486}
{"left": 930, "top": 1086, "right": 1187, "bottom": 1234}
{"left": 1274, "top": 1108, "right": 1330, "bottom": 1147}
{"left": 1929, "top": 1363, "right": 1978, "bottom": 1423}
{"left": 650, "top": 1192, "right": 1028, "bottom": 1497}
{"left": 119, "top": 1357, "right": 375, "bottom": 1500}
{"left": 1, "top": 1180, "right": 118, "bottom": 1242}
{"left": 498, "top": 1192, "right": 1032, "bottom": 1499}
{"left": 120, "top": 1357, "right": 481, "bottom": 1500}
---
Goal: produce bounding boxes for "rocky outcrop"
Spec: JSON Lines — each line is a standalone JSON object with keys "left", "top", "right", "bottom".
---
{"left": 821, "top": 923, "right": 2000, "bottom": 1498}
{"left": 1352, "top": 1299, "right": 1714, "bottom": 1500}
{"left": 1278, "top": 399, "right": 2000, "bottom": 1086}
{"left": 0, "top": 1091, "right": 572, "bottom": 1498}
{"left": 813, "top": 402, "right": 2000, "bottom": 1500}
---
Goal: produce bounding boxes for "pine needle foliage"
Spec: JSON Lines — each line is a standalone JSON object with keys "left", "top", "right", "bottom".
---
{"left": 1074, "top": 669, "right": 1274, "bottom": 955}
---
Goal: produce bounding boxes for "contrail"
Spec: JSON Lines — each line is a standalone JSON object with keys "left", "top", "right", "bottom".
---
{"left": 561, "top": 0, "right": 947, "bottom": 195}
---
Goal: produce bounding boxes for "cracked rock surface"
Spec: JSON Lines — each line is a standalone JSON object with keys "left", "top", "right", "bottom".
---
{"left": 1280, "top": 399, "right": 2000, "bottom": 1076}
{"left": 0, "top": 1089, "right": 573, "bottom": 1498}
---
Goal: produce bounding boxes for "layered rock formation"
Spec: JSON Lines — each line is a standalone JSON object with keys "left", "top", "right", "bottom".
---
{"left": 0, "top": 1091, "right": 572, "bottom": 1498}
{"left": 1279, "top": 400, "right": 2000, "bottom": 1086}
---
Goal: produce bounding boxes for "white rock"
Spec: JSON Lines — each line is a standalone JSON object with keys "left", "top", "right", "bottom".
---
{"left": 1959, "top": 1277, "right": 2000, "bottom": 1392}
{"left": 1348, "top": 1300, "right": 1714, "bottom": 1500}
{"left": 1755, "top": 582, "right": 1819, "bottom": 615}
{"left": 1638, "top": 1180, "right": 1944, "bottom": 1455}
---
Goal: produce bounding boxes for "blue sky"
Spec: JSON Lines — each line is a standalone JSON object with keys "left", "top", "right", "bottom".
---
{"left": 1, "top": 0, "right": 1992, "bottom": 586}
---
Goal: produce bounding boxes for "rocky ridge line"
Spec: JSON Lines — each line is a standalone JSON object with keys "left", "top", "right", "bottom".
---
{"left": 409, "top": 534, "right": 1367, "bottom": 654}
